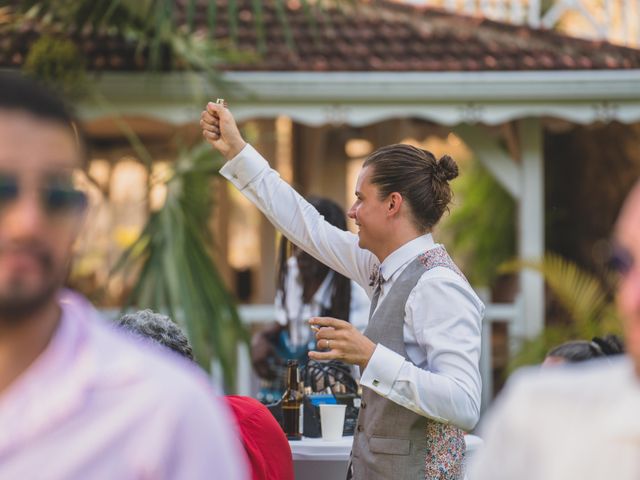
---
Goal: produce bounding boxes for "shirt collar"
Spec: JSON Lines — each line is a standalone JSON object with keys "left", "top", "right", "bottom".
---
{"left": 379, "top": 233, "right": 436, "bottom": 282}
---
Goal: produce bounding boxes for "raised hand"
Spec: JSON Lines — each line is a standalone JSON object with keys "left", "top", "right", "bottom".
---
{"left": 200, "top": 101, "right": 247, "bottom": 160}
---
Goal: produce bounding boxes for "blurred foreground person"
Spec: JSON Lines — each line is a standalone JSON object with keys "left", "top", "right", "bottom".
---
{"left": 0, "top": 73, "right": 247, "bottom": 479}
{"left": 118, "top": 310, "right": 294, "bottom": 480}
{"left": 470, "top": 182, "right": 640, "bottom": 480}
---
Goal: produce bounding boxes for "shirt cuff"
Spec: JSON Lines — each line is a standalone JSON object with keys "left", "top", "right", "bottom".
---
{"left": 359, "top": 344, "right": 405, "bottom": 396}
{"left": 219, "top": 144, "right": 269, "bottom": 189}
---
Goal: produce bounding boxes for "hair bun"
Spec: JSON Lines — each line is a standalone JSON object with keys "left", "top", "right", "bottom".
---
{"left": 436, "top": 155, "right": 459, "bottom": 182}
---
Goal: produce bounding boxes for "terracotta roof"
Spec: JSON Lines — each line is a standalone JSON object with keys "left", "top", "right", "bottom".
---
{"left": 3, "top": 0, "right": 640, "bottom": 72}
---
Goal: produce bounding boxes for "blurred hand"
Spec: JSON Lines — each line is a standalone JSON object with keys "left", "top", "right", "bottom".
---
{"left": 200, "top": 102, "right": 247, "bottom": 160}
{"left": 309, "top": 317, "right": 376, "bottom": 370}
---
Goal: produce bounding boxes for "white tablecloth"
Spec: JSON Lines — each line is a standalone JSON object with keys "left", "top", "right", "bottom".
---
{"left": 289, "top": 436, "right": 354, "bottom": 461}
{"left": 290, "top": 434, "right": 483, "bottom": 480}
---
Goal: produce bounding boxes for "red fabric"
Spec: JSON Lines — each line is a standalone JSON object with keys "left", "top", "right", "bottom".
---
{"left": 225, "top": 395, "right": 294, "bottom": 480}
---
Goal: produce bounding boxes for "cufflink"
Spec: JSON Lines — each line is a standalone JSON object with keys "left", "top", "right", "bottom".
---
{"left": 372, "top": 379, "right": 380, "bottom": 387}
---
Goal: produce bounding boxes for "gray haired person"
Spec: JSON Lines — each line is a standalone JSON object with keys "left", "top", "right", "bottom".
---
{"left": 117, "top": 310, "right": 194, "bottom": 360}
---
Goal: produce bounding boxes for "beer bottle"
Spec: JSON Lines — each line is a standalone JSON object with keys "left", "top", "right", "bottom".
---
{"left": 282, "top": 359, "right": 303, "bottom": 440}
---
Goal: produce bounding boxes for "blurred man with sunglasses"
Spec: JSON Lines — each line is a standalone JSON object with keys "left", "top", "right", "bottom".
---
{"left": 469, "top": 184, "right": 640, "bottom": 479}
{"left": 0, "top": 73, "right": 247, "bottom": 479}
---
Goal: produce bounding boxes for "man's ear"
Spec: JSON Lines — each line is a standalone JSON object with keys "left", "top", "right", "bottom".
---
{"left": 387, "top": 192, "right": 403, "bottom": 217}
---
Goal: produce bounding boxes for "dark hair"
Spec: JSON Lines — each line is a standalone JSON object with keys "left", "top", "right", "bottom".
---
{"left": 276, "top": 196, "right": 351, "bottom": 322}
{"left": 546, "top": 335, "right": 624, "bottom": 363}
{"left": 117, "top": 309, "right": 194, "bottom": 361}
{"left": 363, "top": 144, "right": 458, "bottom": 231}
{"left": 0, "top": 72, "right": 88, "bottom": 162}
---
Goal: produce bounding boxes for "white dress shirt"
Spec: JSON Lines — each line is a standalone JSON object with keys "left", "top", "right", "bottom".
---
{"left": 221, "top": 144, "right": 484, "bottom": 431}
{"left": 469, "top": 357, "right": 640, "bottom": 480}
{"left": 275, "top": 256, "right": 370, "bottom": 347}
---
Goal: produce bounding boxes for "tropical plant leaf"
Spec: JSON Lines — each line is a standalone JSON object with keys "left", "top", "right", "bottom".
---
{"left": 113, "top": 142, "right": 248, "bottom": 391}
{"left": 444, "top": 160, "right": 516, "bottom": 287}
{"left": 500, "top": 252, "right": 622, "bottom": 371}
{"left": 8, "top": 0, "right": 352, "bottom": 73}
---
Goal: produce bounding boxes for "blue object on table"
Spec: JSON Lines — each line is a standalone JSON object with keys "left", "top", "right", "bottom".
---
{"left": 308, "top": 394, "right": 337, "bottom": 406}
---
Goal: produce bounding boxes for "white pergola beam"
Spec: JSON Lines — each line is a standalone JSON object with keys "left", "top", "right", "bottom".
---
{"left": 454, "top": 124, "right": 521, "bottom": 199}
{"left": 517, "top": 118, "right": 545, "bottom": 340}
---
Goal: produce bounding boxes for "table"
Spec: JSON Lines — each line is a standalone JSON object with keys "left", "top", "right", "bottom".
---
{"left": 289, "top": 436, "right": 353, "bottom": 461}
{"left": 289, "top": 436, "right": 351, "bottom": 480}
{"left": 289, "top": 434, "right": 483, "bottom": 480}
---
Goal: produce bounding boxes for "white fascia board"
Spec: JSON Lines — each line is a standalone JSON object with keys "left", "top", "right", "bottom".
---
{"left": 79, "top": 70, "right": 640, "bottom": 126}
{"left": 226, "top": 70, "right": 640, "bottom": 102}
{"left": 91, "top": 70, "right": 640, "bottom": 102}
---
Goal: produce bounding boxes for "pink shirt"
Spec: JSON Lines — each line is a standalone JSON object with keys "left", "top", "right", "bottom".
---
{"left": 0, "top": 291, "right": 248, "bottom": 479}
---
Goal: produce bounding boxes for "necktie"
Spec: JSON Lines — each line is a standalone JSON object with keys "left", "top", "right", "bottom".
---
{"left": 368, "top": 272, "right": 385, "bottom": 318}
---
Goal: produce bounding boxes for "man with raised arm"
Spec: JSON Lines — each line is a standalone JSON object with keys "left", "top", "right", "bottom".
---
{"left": 202, "top": 102, "right": 484, "bottom": 480}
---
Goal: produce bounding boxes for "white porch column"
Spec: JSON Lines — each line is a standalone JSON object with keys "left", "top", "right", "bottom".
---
{"left": 517, "top": 118, "right": 545, "bottom": 340}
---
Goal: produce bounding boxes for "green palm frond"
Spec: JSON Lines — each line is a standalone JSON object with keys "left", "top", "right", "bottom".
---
{"left": 114, "top": 143, "right": 248, "bottom": 391}
{"left": 500, "top": 253, "right": 622, "bottom": 370}
{"left": 500, "top": 254, "right": 611, "bottom": 329}
{"left": 444, "top": 160, "right": 516, "bottom": 287}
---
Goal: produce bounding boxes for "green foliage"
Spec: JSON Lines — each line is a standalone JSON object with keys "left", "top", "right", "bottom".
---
{"left": 9, "top": 0, "right": 353, "bottom": 392}
{"left": 23, "top": 36, "right": 87, "bottom": 98}
{"left": 446, "top": 161, "right": 516, "bottom": 287}
{"left": 11, "top": 0, "right": 352, "bottom": 71}
{"left": 113, "top": 143, "right": 249, "bottom": 391}
{"left": 500, "top": 253, "right": 622, "bottom": 370}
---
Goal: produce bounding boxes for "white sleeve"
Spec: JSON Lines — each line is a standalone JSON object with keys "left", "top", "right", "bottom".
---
{"left": 360, "top": 272, "right": 483, "bottom": 431}
{"left": 220, "top": 144, "right": 377, "bottom": 291}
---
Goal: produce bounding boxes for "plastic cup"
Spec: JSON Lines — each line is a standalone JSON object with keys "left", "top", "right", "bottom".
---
{"left": 319, "top": 404, "right": 346, "bottom": 441}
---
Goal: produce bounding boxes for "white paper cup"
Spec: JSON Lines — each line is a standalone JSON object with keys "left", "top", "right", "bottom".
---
{"left": 319, "top": 404, "right": 346, "bottom": 441}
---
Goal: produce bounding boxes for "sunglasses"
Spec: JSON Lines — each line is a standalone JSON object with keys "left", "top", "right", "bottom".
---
{"left": 0, "top": 172, "right": 87, "bottom": 216}
{"left": 608, "top": 243, "right": 634, "bottom": 276}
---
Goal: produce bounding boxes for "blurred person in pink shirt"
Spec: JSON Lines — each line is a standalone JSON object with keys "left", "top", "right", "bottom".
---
{"left": 0, "top": 72, "right": 248, "bottom": 480}
{"left": 118, "top": 309, "right": 295, "bottom": 480}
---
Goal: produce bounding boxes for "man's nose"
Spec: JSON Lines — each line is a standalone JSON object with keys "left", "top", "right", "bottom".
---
{"left": 347, "top": 204, "right": 356, "bottom": 219}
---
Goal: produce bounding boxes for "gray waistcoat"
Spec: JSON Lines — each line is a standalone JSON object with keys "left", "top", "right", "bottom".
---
{"left": 351, "top": 247, "right": 466, "bottom": 480}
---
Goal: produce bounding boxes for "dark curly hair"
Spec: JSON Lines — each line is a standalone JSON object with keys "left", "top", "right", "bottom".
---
{"left": 0, "top": 71, "right": 88, "bottom": 163}
{"left": 118, "top": 309, "right": 194, "bottom": 361}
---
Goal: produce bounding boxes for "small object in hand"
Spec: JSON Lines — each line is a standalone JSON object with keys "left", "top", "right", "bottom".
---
{"left": 215, "top": 98, "right": 228, "bottom": 108}
{"left": 310, "top": 325, "right": 321, "bottom": 333}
